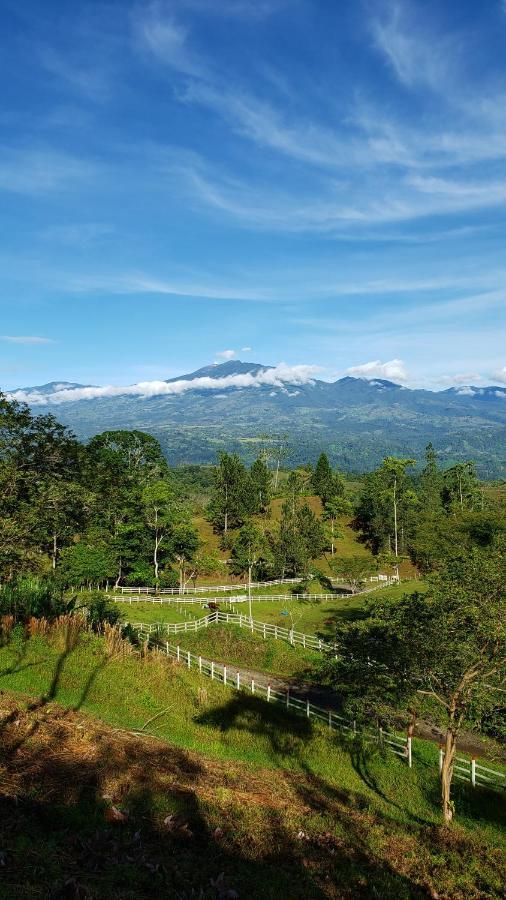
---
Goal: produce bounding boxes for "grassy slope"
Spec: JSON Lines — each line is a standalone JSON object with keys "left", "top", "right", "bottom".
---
{"left": 170, "top": 624, "right": 319, "bottom": 678}
{"left": 0, "top": 629, "right": 505, "bottom": 899}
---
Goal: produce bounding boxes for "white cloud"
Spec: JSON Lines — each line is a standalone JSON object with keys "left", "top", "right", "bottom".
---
{"left": 8, "top": 363, "right": 321, "bottom": 406}
{"left": 346, "top": 359, "right": 409, "bottom": 382}
{"left": 493, "top": 366, "right": 506, "bottom": 384}
{"left": 215, "top": 349, "right": 236, "bottom": 360}
{"left": 1, "top": 335, "right": 54, "bottom": 345}
{"left": 241, "top": 346, "right": 252, "bottom": 352}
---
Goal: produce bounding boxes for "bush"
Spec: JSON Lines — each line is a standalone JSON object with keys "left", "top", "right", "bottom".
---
{"left": 0, "top": 577, "right": 72, "bottom": 624}
{"left": 85, "top": 593, "right": 123, "bottom": 631}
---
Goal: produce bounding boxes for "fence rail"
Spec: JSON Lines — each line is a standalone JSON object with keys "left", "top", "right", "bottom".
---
{"left": 135, "top": 623, "right": 505, "bottom": 795}
{"left": 439, "top": 750, "right": 505, "bottom": 791}
{"left": 148, "top": 636, "right": 411, "bottom": 765}
{"left": 130, "top": 611, "right": 329, "bottom": 652}
{"left": 115, "top": 576, "right": 396, "bottom": 596}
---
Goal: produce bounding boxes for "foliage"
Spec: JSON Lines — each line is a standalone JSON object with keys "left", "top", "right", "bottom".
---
{"left": 322, "top": 542, "right": 506, "bottom": 822}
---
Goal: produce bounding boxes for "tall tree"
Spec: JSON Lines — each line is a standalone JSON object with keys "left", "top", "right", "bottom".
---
{"left": 230, "top": 521, "right": 270, "bottom": 618}
{"left": 312, "top": 453, "right": 334, "bottom": 503}
{"left": 442, "top": 462, "right": 480, "bottom": 513}
{"left": 325, "top": 542, "right": 506, "bottom": 824}
{"left": 141, "top": 480, "right": 178, "bottom": 584}
{"left": 249, "top": 457, "right": 271, "bottom": 514}
{"left": 207, "top": 453, "right": 251, "bottom": 534}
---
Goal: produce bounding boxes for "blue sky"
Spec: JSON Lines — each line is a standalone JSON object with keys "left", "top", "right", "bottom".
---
{"left": 1, "top": 0, "right": 506, "bottom": 393}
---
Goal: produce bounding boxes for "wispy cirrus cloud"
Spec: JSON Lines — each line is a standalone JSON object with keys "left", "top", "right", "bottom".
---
{"left": 133, "top": 2, "right": 206, "bottom": 77}
{"left": 1, "top": 335, "right": 55, "bottom": 344}
{"left": 371, "top": 0, "right": 459, "bottom": 91}
{"left": 40, "top": 47, "right": 111, "bottom": 100}
{"left": 0, "top": 148, "right": 94, "bottom": 194}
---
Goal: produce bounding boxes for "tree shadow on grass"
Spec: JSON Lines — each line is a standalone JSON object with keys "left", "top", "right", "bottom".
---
{"left": 195, "top": 696, "right": 432, "bottom": 898}
{"left": 0, "top": 700, "right": 332, "bottom": 899}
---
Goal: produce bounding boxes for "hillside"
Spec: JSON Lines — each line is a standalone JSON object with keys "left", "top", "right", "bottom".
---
{"left": 8, "top": 361, "right": 506, "bottom": 477}
{"left": 0, "top": 628, "right": 505, "bottom": 899}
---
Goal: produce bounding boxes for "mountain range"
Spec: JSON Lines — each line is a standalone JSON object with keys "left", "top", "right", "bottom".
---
{"left": 8, "top": 361, "right": 506, "bottom": 477}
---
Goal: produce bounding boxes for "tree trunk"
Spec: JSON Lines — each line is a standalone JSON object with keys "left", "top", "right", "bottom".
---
{"left": 154, "top": 533, "right": 159, "bottom": 582}
{"left": 115, "top": 558, "right": 122, "bottom": 589}
{"left": 274, "top": 458, "right": 280, "bottom": 490}
{"left": 393, "top": 476, "right": 398, "bottom": 557}
{"left": 441, "top": 726, "right": 457, "bottom": 824}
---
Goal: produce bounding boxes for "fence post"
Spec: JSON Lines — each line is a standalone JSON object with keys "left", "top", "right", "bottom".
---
{"left": 286, "top": 688, "right": 290, "bottom": 709}
{"left": 223, "top": 666, "right": 227, "bottom": 686}
{"left": 407, "top": 735, "right": 412, "bottom": 768}
{"left": 267, "top": 683, "right": 271, "bottom": 702}
{"left": 275, "top": 625, "right": 278, "bottom": 640}
{"left": 236, "top": 671, "right": 240, "bottom": 690}
{"left": 439, "top": 746, "right": 444, "bottom": 774}
{"left": 187, "top": 651, "right": 191, "bottom": 669}
{"left": 306, "top": 699, "right": 310, "bottom": 718}
{"left": 290, "top": 629, "right": 294, "bottom": 646}
{"left": 251, "top": 679, "right": 255, "bottom": 694}
{"left": 328, "top": 709, "right": 332, "bottom": 730}
{"left": 199, "top": 655, "right": 202, "bottom": 673}
{"left": 176, "top": 645, "right": 180, "bottom": 662}
{"left": 263, "top": 624, "right": 266, "bottom": 639}
{"left": 471, "top": 757, "right": 476, "bottom": 787}
{"left": 211, "top": 661, "right": 215, "bottom": 680}
{"left": 303, "top": 634, "right": 306, "bottom": 649}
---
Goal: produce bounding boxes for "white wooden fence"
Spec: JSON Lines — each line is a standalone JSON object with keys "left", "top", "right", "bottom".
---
{"left": 147, "top": 637, "right": 411, "bottom": 766}
{"left": 440, "top": 750, "right": 506, "bottom": 791}
{"left": 113, "top": 592, "right": 351, "bottom": 606}
{"left": 115, "top": 576, "right": 396, "bottom": 596}
{"left": 130, "top": 611, "right": 328, "bottom": 652}
{"left": 135, "top": 620, "right": 506, "bottom": 795}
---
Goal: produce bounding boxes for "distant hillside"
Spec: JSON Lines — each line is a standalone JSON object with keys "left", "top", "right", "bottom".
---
{"left": 7, "top": 360, "right": 506, "bottom": 476}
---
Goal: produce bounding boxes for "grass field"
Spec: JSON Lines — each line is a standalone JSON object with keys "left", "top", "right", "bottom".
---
{"left": 0, "top": 626, "right": 504, "bottom": 898}
{"left": 116, "top": 580, "right": 425, "bottom": 637}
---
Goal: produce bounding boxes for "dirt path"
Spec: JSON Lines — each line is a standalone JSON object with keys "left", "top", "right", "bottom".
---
{"left": 172, "top": 646, "right": 506, "bottom": 761}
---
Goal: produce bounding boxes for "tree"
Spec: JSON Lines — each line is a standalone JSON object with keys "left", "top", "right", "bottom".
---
{"left": 329, "top": 554, "right": 377, "bottom": 592}
{"left": 312, "top": 453, "right": 334, "bottom": 503}
{"left": 326, "top": 543, "right": 506, "bottom": 824}
{"left": 207, "top": 453, "right": 251, "bottom": 534}
{"left": 141, "top": 480, "right": 178, "bottom": 584}
{"left": 170, "top": 522, "right": 200, "bottom": 593}
{"left": 273, "top": 502, "right": 326, "bottom": 578}
{"left": 249, "top": 458, "right": 271, "bottom": 514}
{"left": 257, "top": 432, "right": 290, "bottom": 491}
{"left": 355, "top": 457, "right": 417, "bottom": 558}
{"left": 59, "top": 538, "right": 117, "bottom": 588}
{"left": 442, "top": 462, "right": 480, "bottom": 513}
{"left": 230, "top": 521, "right": 270, "bottom": 619}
